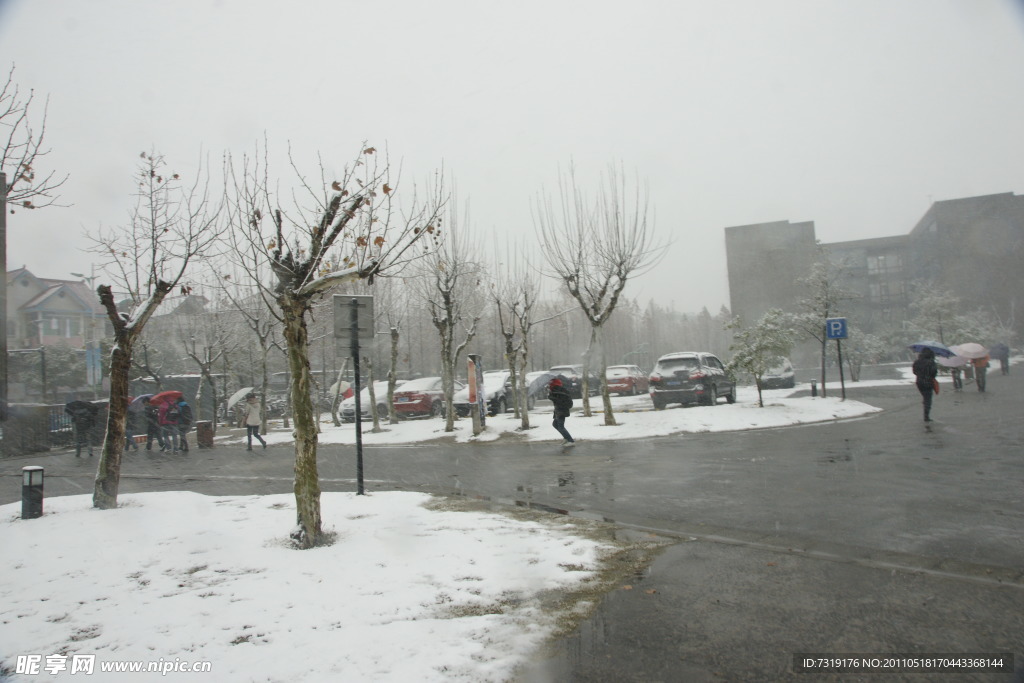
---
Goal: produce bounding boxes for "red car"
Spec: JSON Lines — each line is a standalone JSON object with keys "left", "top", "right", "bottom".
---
{"left": 606, "top": 364, "right": 649, "bottom": 396}
{"left": 392, "top": 376, "right": 461, "bottom": 419}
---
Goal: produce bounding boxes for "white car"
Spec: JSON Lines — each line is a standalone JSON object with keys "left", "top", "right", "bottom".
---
{"left": 761, "top": 358, "right": 796, "bottom": 389}
{"left": 340, "top": 381, "right": 401, "bottom": 422}
{"left": 453, "top": 371, "right": 512, "bottom": 417}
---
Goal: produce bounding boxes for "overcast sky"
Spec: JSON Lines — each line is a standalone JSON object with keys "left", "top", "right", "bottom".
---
{"left": 2, "top": 0, "right": 1023, "bottom": 313}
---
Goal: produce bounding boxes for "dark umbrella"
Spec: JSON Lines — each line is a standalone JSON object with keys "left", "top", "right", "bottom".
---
{"left": 908, "top": 340, "right": 955, "bottom": 358}
{"left": 64, "top": 400, "right": 98, "bottom": 415}
{"left": 150, "top": 390, "right": 184, "bottom": 405}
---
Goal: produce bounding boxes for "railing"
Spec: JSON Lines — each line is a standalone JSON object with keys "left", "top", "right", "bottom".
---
{"left": 1, "top": 403, "right": 108, "bottom": 457}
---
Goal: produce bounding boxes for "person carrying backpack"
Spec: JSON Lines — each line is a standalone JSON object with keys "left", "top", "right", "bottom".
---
{"left": 548, "top": 378, "right": 575, "bottom": 447}
{"left": 175, "top": 399, "right": 194, "bottom": 453}
{"left": 158, "top": 399, "right": 181, "bottom": 453}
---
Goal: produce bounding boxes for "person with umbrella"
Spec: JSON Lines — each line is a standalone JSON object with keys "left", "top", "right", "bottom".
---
{"left": 174, "top": 397, "right": 194, "bottom": 453}
{"left": 971, "top": 354, "right": 990, "bottom": 393}
{"left": 912, "top": 347, "right": 938, "bottom": 423}
{"left": 243, "top": 394, "right": 267, "bottom": 451}
{"left": 990, "top": 342, "right": 1010, "bottom": 375}
{"left": 144, "top": 401, "right": 165, "bottom": 451}
{"left": 64, "top": 400, "right": 99, "bottom": 457}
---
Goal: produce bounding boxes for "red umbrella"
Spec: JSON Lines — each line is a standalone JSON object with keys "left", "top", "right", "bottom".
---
{"left": 150, "top": 390, "right": 184, "bottom": 404}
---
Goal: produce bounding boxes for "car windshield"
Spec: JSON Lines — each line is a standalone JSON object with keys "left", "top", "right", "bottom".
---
{"left": 481, "top": 373, "right": 509, "bottom": 390}
{"left": 550, "top": 366, "right": 578, "bottom": 375}
{"left": 396, "top": 377, "right": 437, "bottom": 392}
{"left": 658, "top": 358, "right": 700, "bottom": 373}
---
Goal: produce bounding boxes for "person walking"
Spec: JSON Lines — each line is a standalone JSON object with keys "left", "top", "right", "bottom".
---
{"left": 64, "top": 400, "right": 98, "bottom": 457}
{"left": 990, "top": 343, "right": 1010, "bottom": 375}
{"left": 175, "top": 398, "right": 194, "bottom": 453}
{"left": 144, "top": 403, "right": 165, "bottom": 451}
{"left": 950, "top": 365, "right": 963, "bottom": 392}
{"left": 912, "top": 348, "right": 938, "bottom": 422}
{"left": 972, "top": 354, "right": 990, "bottom": 392}
{"left": 243, "top": 394, "right": 267, "bottom": 451}
{"left": 124, "top": 397, "right": 140, "bottom": 451}
{"left": 548, "top": 378, "right": 576, "bottom": 446}
{"left": 158, "top": 399, "right": 180, "bottom": 453}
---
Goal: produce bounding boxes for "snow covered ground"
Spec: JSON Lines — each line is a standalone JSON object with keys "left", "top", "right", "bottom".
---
{"left": 250, "top": 380, "right": 890, "bottom": 448}
{"left": 2, "top": 492, "right": 621, "bottom": 682}
{"left": 1, "top": 375, "right": 908, "bottom": 682}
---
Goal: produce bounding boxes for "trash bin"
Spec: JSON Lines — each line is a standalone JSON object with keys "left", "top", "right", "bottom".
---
{"left": 195, "top": 421, "right": 215, "bottom": 449}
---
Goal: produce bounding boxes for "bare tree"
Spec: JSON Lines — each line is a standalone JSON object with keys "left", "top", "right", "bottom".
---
{"left": 1, "top": 64, "right": 68, "bottom": 210}
{"left": 490, "top": 245, "right": 541, "bottom": 429}
{"left": 535, "top": 163, "right": 665, "bottom": 425}
{"left": 224, "top": 143, "right": 443, "bottom": 548}
{"left": 792, "top": 251, "right": 858, "bottom": 398}
{"left": 89, "top": 151, "right": 223, "bottom": 509}
{"left": 176, "top": 290, "right": 239, "bottom": 426}
{"left": 417, "top": 199, "right": 482, "bottom": 433}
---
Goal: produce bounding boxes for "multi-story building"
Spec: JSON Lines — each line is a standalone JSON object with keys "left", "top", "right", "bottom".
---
{"left": 6, "top": 268, "right": 107, "bottom": 350}
{"left": 725, "top": 192, "right": 1024, "bottom": 340}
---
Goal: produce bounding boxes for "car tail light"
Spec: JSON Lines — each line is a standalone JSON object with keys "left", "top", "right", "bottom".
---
{"left": 690, "top": 371, "right": 706, "bottom": 380}
{"left": 650, "top": 374, "right": 661, "bottom": 383}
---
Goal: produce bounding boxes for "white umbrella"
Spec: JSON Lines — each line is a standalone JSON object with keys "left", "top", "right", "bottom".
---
{"left": 950, "top": 343, "right": 989, "bottom": 359}
{"left": 227, "top": 387, "right": 255, "bottom": 409}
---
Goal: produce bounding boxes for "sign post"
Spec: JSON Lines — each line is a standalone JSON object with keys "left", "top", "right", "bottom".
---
{"left": 825, "top": 317, "right": 848, "bottom": 401}
{"left": 467, "top": 354, "right": 485, "bottom": 435}
{"left": 334, "top": 295, "right": 374, "bottom": 494}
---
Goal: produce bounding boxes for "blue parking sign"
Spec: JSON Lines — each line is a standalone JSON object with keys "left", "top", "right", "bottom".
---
{"left": 825, "top": 318, "right": 848, "bottom": 340}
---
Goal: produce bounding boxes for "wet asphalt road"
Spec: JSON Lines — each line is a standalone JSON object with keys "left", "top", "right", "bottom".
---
{"left": 3, "top": 368, "right": 1023, "bottom": 681}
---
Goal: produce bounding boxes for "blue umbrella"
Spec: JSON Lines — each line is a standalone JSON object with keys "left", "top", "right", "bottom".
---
{"left": 908, "top": 340, "right": 955, "bottom": 358}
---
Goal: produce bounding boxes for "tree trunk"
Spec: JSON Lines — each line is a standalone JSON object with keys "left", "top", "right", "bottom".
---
{"left": 388, "top": 327, "right": 400, "bottom": 425}
{"left": 504, "top": 336, "right": 520, "bottom": 419}
{"left": 517, "top": 350, "right": 532, "bottom": 430}
{"left": 580, "top": 327, "right": 597, "bottom": 417}
{"left": 281, "top": 299, "right": 322, "bottom": 548}
{"left": 597, "top": 326, "right": 616, "bottom": 426}
{"left": 93, "top": 340, "right": 133, "bottom": 509}
{"left": 440, "top": 330, "right": 456, "bottom": 432}
{"left": 367, "top": 360, "right": 383, "bottom": 433}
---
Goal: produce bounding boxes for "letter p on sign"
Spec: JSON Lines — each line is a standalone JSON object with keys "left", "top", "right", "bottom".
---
{"left": 825, "top": 318, "right": 848, "bottom": 340}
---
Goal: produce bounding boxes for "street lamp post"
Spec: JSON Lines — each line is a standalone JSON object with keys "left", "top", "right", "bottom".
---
{"left": 71, "top": 268, "right": 99, "bottom": 391}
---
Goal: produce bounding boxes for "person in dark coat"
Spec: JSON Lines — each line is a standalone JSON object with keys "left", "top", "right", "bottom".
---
{"left": 548, "top": 378, "right": 575, "bottom": 446}
{"left": 64, "top": 400, "right": 98, "bottom": 457}
{"left": 990, "top": 343, "right": 1010, "bottom": 375}
{"left": 175, "top": 399, "right": 194, "bottom": 453}
{"left": 125, "top": 397, "right": 141, "bottom": 451}
{"left": 912, "top": 348, "right": 938, "bottom": 422}
{"left": 144, "top": 403, "right": 165, "bottom": 451}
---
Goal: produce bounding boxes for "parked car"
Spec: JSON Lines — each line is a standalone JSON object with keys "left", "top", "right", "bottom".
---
{"left": 606, "top": 364, "right": 649, "bottom": 395}
{"left": 339, "top": 381, "right": 395, "bottom": 423}
{"left": 761, "top": 357, "right": 796, "bottom": 389}
{"left": 392, "top": 376, "right": 458, "bottom": 419}
{"left": 648, "top": 352, "right": 736, "bottom": 409}
{"left": 453, "top": 370, "right": 513, "bottom": 417}
{"left": 548, "top": 364, "right": 601, "bottom": 399}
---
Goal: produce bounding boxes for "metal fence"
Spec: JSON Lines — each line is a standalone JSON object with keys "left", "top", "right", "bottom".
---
{"left": 1, "top": 402, "right": 109, "bottom": 457}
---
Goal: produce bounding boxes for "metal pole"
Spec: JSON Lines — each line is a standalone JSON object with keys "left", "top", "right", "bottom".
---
{"left": 836, "top": 339, "right": 846, "bottom": 401}
{"left": 39, "top": 347, "right": 47, "bottom": 404}
{"left": 0, "top": 172, "right": 7, "bottom": 422}
{"left": 351, "top": 298, "right": 364, "bottom": 495}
